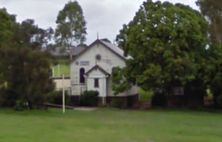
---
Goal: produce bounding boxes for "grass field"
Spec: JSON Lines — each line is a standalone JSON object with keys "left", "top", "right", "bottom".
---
{"left": 0, "top": 108, "right": 221, "bottom": 142}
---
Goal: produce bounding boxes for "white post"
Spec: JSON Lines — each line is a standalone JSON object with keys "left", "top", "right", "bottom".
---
{"left": 62, "top": 74, "right": 65, "bottom": 113}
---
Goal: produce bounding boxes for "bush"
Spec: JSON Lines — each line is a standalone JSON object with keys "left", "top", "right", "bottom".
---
{"left": 138, "top": 89, "right": 154, "bottom": 109}
{"left": 110, "top": 98, "right": 127, "bottom": 108}
{"left": 216, "top": 95, "right": 222, "bottom": 108}
{"left": 14, "top": 100, "right": 29, "bottom": 111}
{"left": 47, "top": 90, "right": 70, "bottom": 105}
{"left": 151, "top": 93, "right": 167, "bottom": 107}
{"left": 206, "top": 88, "right": 214, "bottom": 99}
{"left": 138, "top": 89, "right": 154, "bottom": 103}
{"left": 0, "top": 89, "right": 17, "bottom": 107}
{"left": 80, "top": 91, "right": 99, "bottom": 106}
{"left": 0, "top": 48, "right": 55, "bottom": 109}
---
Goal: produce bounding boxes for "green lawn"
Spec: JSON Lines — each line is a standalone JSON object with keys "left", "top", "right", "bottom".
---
{"left": 0, "top": 108, "right": 221, "bottom": 142}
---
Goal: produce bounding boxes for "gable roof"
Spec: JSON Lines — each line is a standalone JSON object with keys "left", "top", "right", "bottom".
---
{"left": 72, "top": 39, "right": 127, "bottom": 62}
{"left": 100, "top": 39, "right": 126, "bottom": 59}
{"left": 44, "top": 45, "right": 86, "bottom": 58}
{"left": 85, "top": 65, "right": 110, "bottom": 76}
{"left": 70, "top": 45, "right": 86, "bottom": 56}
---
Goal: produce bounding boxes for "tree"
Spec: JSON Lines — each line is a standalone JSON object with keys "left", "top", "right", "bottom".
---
{"left": 0, "top": 8, "right": 55, "bottom": 109}
{"left": 55, "top": 1, "right": 87, "bottom": 50}
{"left": 112, "top": 67, "right": 131, "bottom": 95}
{"left": 0, "top": 8, "right": 16, "bottom": 48}
{"left": 0, "top": 9, "right": 52, "bottom": 50}
{"left": 115, "top": 0, "right": 208, "bottom": 96}
{"left": 196, "top": 0, "right": 222, "bottom": 43}
{"left": 196, "top": 0, "right": 222, "bottom": 107}
{"left": 12, "top": 19, "right": 54, "bottom": 49}
{"left": 0, "top": 48, "right": 54, "bottom": 109}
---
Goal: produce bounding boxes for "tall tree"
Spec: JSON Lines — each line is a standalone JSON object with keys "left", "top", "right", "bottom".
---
{"left": 55, "top": 1, "right": 87, "bottom": 50}
{"left": 197, "top": 0, "right": 222, "bottom": 43}
{"left": 197, "top": 0, "right": 222, "bottom": 107}
{"left": 0, "top": 8, "right": 16, "bottom": 48}
{"left": 0, "top": 9, "right": 52, "bottom": 50}
{"left": 13, "top": 19, "right": 54, "bottom": 49}
{"left": 0, "top": 8, "right": 55, "bottom": 109}
{"left": 115, "top": 0, "right": 208, "bottom": 95}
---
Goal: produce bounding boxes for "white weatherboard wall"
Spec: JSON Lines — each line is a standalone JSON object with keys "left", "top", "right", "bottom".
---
{"left": 71, "top": 41, "right": 126, "bottom": 97}
{"left": 86, "top": 69, "right": 108, "bottom": 97}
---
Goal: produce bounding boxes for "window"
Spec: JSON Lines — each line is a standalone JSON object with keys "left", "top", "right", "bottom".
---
{"left": 94, "top": 78, "right": 99, "bottom": 88}
{"left": 95, "top": 54, "right": 101, "bottom": 61}
{"left": 80, "top": 68, "right": 85, "bottom": 84}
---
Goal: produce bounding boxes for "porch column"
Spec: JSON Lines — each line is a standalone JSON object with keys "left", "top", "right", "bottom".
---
{"left": 101, "top": 97, "right": 106, "bottom": 105}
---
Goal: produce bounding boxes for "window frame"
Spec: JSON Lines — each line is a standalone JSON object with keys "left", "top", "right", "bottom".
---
{"left": 94, "top": 78, "right": 99, "bottom": 88}
{"left": 79, "top": 68, "right": 85, "bottom": 84}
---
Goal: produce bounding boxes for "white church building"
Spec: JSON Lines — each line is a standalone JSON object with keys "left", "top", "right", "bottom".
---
{"left": 70, "top": 39, "right": 137, "bottom": 102}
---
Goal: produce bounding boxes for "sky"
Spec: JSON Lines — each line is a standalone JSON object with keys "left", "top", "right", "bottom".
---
{"left": 0, "top": 0, "right": 198, "bottom": 44}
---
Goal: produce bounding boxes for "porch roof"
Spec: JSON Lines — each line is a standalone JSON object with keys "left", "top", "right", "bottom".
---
{"left": 85, "top": 65, "right": 110, "bottom": 76}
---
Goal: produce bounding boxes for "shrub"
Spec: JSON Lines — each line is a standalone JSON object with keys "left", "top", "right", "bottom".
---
{"left": 216, "top": 95, "right": 222, "bottom": 108}
{"left": 47, "top": 90, "right": 71, "bottom": 106}
{"left": 0, "top": 48, "right": 55, "bottom": 109}
{"left": 80, "top": 91, "right": 99, "bottom": 106}
{"left": 14, "top": 100, "right": 29, "bottom": 111}
{"left": 110, "top": 98, "right": 127, "bottom": 108}
{"left": 138, "top": 89, "right": 154, "bottom": 103}
{"left": 0, "top": 89, "right": 17, "bottom": 107}
{"left": 151, "top": 93, "right": 167, "bottom": 107}
{"left": 138, "top": 89, "right": 154, "bottom": 109}
{"left": 206, "top": 88, "right": 214, "bottom": 99}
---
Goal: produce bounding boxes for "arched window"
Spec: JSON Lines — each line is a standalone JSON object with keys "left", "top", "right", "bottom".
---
{"left": 80, "top": 68, "right": 85, "bottom": 84}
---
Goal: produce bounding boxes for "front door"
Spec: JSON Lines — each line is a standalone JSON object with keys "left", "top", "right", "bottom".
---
{"left": 87, "top": 77, "right": 107, "bottom": 97}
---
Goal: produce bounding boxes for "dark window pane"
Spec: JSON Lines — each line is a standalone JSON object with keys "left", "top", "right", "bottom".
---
{"left": 94, "top": 78, "right": 99, "bottom": 88}
{"left": 80, "top": 68, "right": 85, "bottom": 83}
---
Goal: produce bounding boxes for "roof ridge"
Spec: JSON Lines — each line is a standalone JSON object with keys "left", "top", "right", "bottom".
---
{"left": 72, "top": 39, "right": 127, "bottom": 62}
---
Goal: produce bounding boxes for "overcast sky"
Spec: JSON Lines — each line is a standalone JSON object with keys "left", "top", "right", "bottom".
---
{"left": 0, "top": 0, "right": 198, "bottom": 44}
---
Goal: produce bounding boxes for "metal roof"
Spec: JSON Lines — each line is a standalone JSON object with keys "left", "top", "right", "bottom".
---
{"left": 72, "top": 39, "right": 129, "bottom": 61}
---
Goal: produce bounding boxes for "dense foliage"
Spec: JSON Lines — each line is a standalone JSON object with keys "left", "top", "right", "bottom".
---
{"left": 0, "top": 8, "right": 53, "bottom": 49}
{"left": 0, "top": 9, "right": 54, "bottom": 109}
{"left": 112, "top": 67, "right": 131, "bottom": 95}
{"left": 197, "top": 0, "right": 222, "bottom": 107}
{"left": 55, "top": 1, "right": 87, "bottom": 49}
{"left": 13, "top": 19, "right": 54, "bottom": 49}
{"left": 0, "top": 48, "right": 54, "bottom": 109}
{"left": 197, "top": 0, "right": 222, "bottom": 43}
{"left": 80, "top": 91, "right": 99, "bottom": 106}
{"left": 115, "top": 0, "right": 208, "bottom": 96}
{"left": 0, "top": 8, "right": 15, "bottom": 48}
